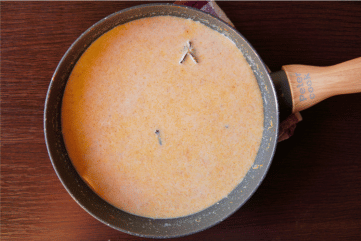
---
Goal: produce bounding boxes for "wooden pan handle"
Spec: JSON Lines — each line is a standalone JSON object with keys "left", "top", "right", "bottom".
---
{"left": 281, "top": 57, "right": 361, "bottom": 113}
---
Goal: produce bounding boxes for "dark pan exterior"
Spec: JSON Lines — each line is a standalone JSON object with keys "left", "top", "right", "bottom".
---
{"left": 44, "top": 3, "right": 279, "bottom": 238}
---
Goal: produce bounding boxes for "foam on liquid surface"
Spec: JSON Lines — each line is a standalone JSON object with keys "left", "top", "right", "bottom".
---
{"left": 62, "top": 16, "right": 264, "bottom": 218}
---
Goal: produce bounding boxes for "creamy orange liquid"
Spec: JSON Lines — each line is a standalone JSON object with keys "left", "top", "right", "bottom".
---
{"left": 62, "top": 16, "right": 264, "bottom": 218}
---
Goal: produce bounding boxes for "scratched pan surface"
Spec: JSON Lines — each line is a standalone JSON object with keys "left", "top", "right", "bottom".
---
{"left": 44, "top": 3, "right": 278, "bottom": 238}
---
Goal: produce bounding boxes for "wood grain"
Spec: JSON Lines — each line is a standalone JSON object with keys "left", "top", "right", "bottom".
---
{"left": 2, "top": 2, "right": 361, "bottom": 240}
{"left": 282, "top": 57, "right": 361, "bottom": 113}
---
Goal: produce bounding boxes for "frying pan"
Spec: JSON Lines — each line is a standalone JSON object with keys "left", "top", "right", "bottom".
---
{"left": 44, "top": 3, "right": 361, "bottom": 238}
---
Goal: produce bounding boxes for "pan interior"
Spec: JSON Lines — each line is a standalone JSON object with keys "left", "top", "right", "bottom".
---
{"left": 44, "top": 3, "right": 278, "bottom": 238}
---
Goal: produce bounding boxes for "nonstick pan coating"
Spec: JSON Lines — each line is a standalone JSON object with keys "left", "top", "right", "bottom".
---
{"left": 44, "top": 3, "right": 279, "bottom": 238}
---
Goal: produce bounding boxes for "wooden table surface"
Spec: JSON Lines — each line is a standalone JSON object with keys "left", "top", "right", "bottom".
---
{"left": 2, "top": 1, "right": 361, "bottom": 240}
